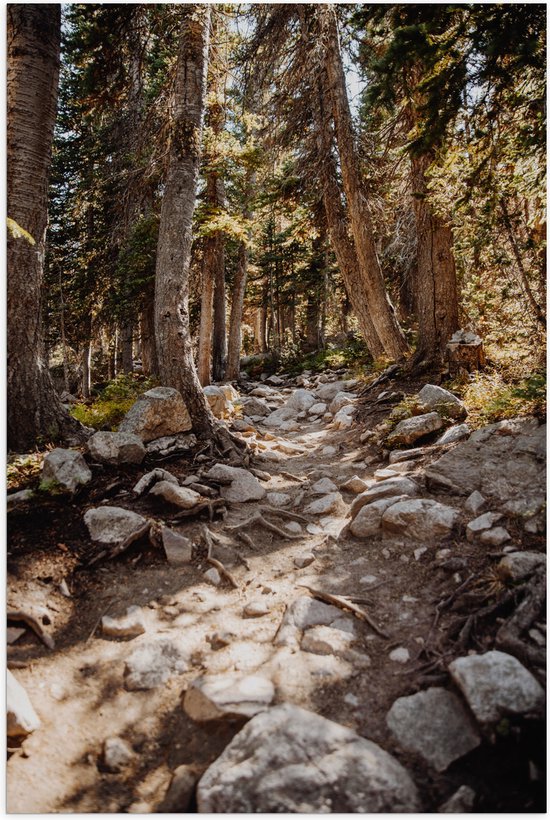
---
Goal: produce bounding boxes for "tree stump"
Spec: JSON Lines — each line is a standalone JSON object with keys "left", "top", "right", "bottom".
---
{"left": 446, "top": 330, "right": 486, "bottom": 374}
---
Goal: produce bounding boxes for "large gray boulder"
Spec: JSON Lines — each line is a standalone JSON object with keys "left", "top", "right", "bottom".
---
{"left": 386, "top": 688, "right": 481, "bottom": 772}
{"left": 84, "top": 506, "right": 147, "bottom": 544}
{"left": 315, "top": 380, "right": 348, "bottom": 401}
{"left": 205, "top": 463, "right": 266, "bottom": 503}
{"left": 382, "top": 499, "right": 459, "bottom": 542}
{"left": 285, "top": 388, "right": 316, "bottom": 412}
{"left": 239, "top": 396, "right": 270, "bottom": 418}
{"left": 197, "top": 704, "right": 421, "bottom": 813}
{"left": 498, "top": 551, "right": 546, "bottom": 582}
{"left": 7, "top": 670, "right": 40, "bottom": 737}
{"left": 149, "top": 481, "right": 201, "bottom": 509}
{"left": 119, "top": 387, "right": 192, "bottom": 442}
{"left": 417, "top": 384, "right": 467, "bottom": 420}
{"left": 42, "top": 448, "right": 92, "bottom": 493}
{"left": 88, "top": 431, "right": 145, "bottom": 465}
{"left": 425, "top": 418, "right": 545, "bottom": 518}
{"left": 448, "top": 651, "right": 545, "bottom": 728}
{"left": 386, "top": 412, "right": 444, "bottom": 447}
{"left": 350, "top": 477, "right": 419, "bottom": 517}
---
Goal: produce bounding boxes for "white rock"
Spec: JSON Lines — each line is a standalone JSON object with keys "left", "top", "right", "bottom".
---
{"left": 124, "top": 639, "right": 189, "bottom": 690}
{"left": 350, "top": 496, "right": 408, "bottom": 538}
{"left": 240, "top": 395, "right": 271, "bottom": 417}
{"left": 304, "top": 492, "right": 346, "bottom": 516}
{"left": 133, "top": 468, "right": 178, "bottom": 496}
{"left": 274, "top": 439, "right": 304, "bottom": 454}
{"left": 315, "top": 380, "right": 348, "bottom": 401}
{"left": 284, "top": 521, "right": 302, "bottom": 535}
{"left": 184, "top": 674, "right": 275, "bottom": 721}
{"left": 103, "top": 737, "right": 135, "bottom": 772}
{"left": 294, "top": 553, "right": 315, "bottom": 569}
{"left": 311, "top": 477, "right": 338, "bottom": 494}
{"left": 150, "top": 481, "right": 202, "bottom": 509}
{"left": 119, "top": 386, "right": 192, "bottom": 442}
{"left": 436, "top": 424, "right": 470, "bottom": 445}
{"left": 42, "top": 448, "right": 92, "bottom": 493}
{"left": 386, "top": 412, "right": 444, "bottom": 447}
{"left": 204, "top": 568, "right": 222, "bottom": 586}
{"left": 88, "top": 431, "right": 146, "bottom": 465}
{"left": 102, "top": 606, "right": 146, "bottom": 638}
{"left": 360, "top": 575, "right": 378, "bottom": 585}
{"left": 374, "top": 468, "right": 401, "bottom": 481}
{"left": 301, "top": 625, "right": 354, "bottom": 656}
{"left": 266, "top": 491, "right": 291, "bottom": 507}
{"left": 333, "top": 407, "right": 355, "bottom": 430}
{"left": 389, "top": 647, "right": 410, "bottom": 663}
{"left": 479, "top": 527, "right": 511, "bottom": 546}
{"left": 417, "top": 384, "right": 467, "bottom": 420}
{"left": 84, "top": 506, "right": 147, "bottom": 544}
{"left": 382, "top": 499, "right": 459, "bottom": 542}
{"left": 329, "top": 392, "right": 356, "bottom": 414}
{"left": 219, "top": 383, "right": 240, "bottom": 402}
{"left": 196, "top": 703, "right": 421, "bottom": 813}
{"left": 414, "top": 547, "right": 428, "bottom": 561}
{"left": 243, "top": 601, "right": 270, "bottom": 617}
{"left": 340, "top": 475, "right": 369, "bottom": 494}
{"left": 498, "top": 551, "right": 545, "bottom": 581}
{"left": 306, "top": 523, "right": 323, "bottom": 535}
{"left": 350, "top": 478, "right": 419, "bottom": 517}
{"left": 287, "top": 596, "right": 343, "bottom": 629}
{"left": 308, "top": 402, "right": 327, "bottom": 416}
{"left": 161, "top": 528, "right": 193, "bottom": 566}
{"left": 386, "top": 687, "right": 480, "bottom": 772}
{"left": 449, "top": 651, "right": 545, "bottom": 726}
{"left": 7, "top": 670, "right": 40, "bottom": 737}
{"left": 205, "top": 463, "right": 266, "bottom": 503}
{"left": 321, "top": 445, "right": 337, "bottom": 456}
{"left": 285, "top": 389, "right": 316, "bottom": 412}
{"left": 466, "top": 512, "right": 503, "bottom": 542}
{"left": 464, "top": 490, "right": 486, "bottom": 515}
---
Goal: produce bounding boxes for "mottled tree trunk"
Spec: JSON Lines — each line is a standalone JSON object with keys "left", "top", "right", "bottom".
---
{"left": 226, "top": 238, "right": 249, "bottom": 379}
{"left": 211, "top": 233, "right": 227, "bottom": 381}
{"left": 7, "top": 4, "right": 84, "bottom": 450}
{"left": 317, "top": 6, "right": 408, "bottom": 360}
{"left": 153, "top": 5, "right": 215, "bottom": 436}
{"left": 140, "top": 295, "right": 158, "bottom": 377}
{"left": 121, "top": 321, "right": 134, "bottom": 374}
{"left": 197, "top": 245, "right": 215, "bottom": 385}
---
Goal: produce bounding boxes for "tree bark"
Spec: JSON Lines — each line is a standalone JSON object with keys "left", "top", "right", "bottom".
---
{"left": 7, "top": 4, "right": 84, "bottom": 450}
{"left": 153, "top": 5, "right": 215, "bottom": 436}
{"left": 316, "top": 6, "right": 408, "bottom": 360}
{"left": 226, "top": 236, "right": 249, "bottom": 380}
{"left": 211, "top": 229, "right": 227, "bottom": 381}
{"left": 197, "top": 245, "right": 215, "bottom": 385}
{"left": 121, "top": 321, "right": 134, "bottom": 373}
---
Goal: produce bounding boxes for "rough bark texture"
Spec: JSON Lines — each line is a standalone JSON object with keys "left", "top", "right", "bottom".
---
{"left": 139, "top": 291, "right": 158, "bottom": 377}
{"left": 153, "top": 5, "right": 215, "bottom": 436}
{"left": 7, "top": 4, "right": 84, "bottom": 450}
{"left": 410, "top": 149, "right": 459, "bottom": 366}
{"left": 121, "top": 321, "right": 134, "bottom": 374}
{"left": 226, "top": 169, "right": 255, "bottom": 380}
{"left": 316, "top": 6, "right": 408, "bottom": 360}
{"left": 211, "top": 228, "right": 227, "bottom": 381}
{"left": 197, "top": 244, "right": 216, "bottom": 385}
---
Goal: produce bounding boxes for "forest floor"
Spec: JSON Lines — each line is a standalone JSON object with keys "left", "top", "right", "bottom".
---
{"left": 6, "top": 369, "right": 546, "bottom": 813}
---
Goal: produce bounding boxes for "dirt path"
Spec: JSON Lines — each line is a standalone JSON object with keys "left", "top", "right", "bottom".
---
{"left": 7, "top": 377, "right": 545, "bottom": 812}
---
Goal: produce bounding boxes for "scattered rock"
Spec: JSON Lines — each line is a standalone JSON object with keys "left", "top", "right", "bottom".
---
{"left": 294, "top": 553, "right": 315, "bottom": 569}
{"left": 315, "top": 380, "right": 348, "bottom": 401}
{"left": 308, "top": 402, "right": 327, "bottom": 416}
{"left": 124, "top": 639, "right": 189, "bottom": 690}
{"left": 386, "top": 688, "right": 481, "bottom": 772}
{"left": 448, "top": 651, "right": 545, "bottom": 727}
{"left": 184, "top": 674, "right": 275, "bottom": 721}
{"left": 386, "top": 412, "right": 444, "bottom": 447}
{"left": 42, "top": 448, "right": 92, "bottom": 493}
{"left": 466, "top": 512, "right": 503, "bottom": 542}
{"left": 103, "top": 737, "right": 135, "bottom": 772}
{"left": 7, "top": 670, "right": 40, "bottom": 737}
{"left": 243, "top": 601, "right": 270, "bottom": 617}
{"left": 196, "top": 703, "right": 421, "bottom": 812}
{"left": 285, "top": 389, "right": 316, "bottom": 412}
{"left": 321, "top": 445, "right": 337, "bottom": 456}
{"left": 265, "top": 491, "right": 291, "bottom": 507}
{"left": 329, "top": 392, "right": 356, "bottom": 414}
{"left": 149, "top": 481, "right": 202, "bottom": 509}
{"left": 350, "top": 495, "right": 408, "bottom": 538}
{"left": 479, "top": 527, "right": 511, "bottom": 546}
{"left": 498, "top": 551, "right": 545, "bottom": 581}
{"left": 436, "top": 424, "right": 470, "bottom": 445}
{"left": 145, "top": 433, "right": 197, "bottom": 456}
{"left": 389, "top": 647, "right": 410, "bottom": 664}
{"left": 284, "top": 521, "right": 302, "bottom": 535}
{"left": 304, "top": 492, "right": 346, "bottom": 516}
{"left": 7, "top": 488, "right": 34, "bottom": 511}
{"left": 286, "top": 596, "right": 343, "bottom": 630}
{"left": 340, "top": 475, "right": 369, "bottom": 494}
{"left": 119, "top": 386, "right": 192, "bottom": 442}
{"left": 464, "top": 490, "right": 486, "bottom": 516}
{"left": 159, "top": 765, "right": 200, "bottom": 812}
{"left": 382, "top": 499, "right": 459, "bottom": 542}
{"left": 205, "top": 463, "right": 266, "bottom": 503}
{"left": 102, "top": 606, "right": 146, "bottom": 639}
{"left": 301, "top": 625, "right": 354, "bottom": 656}
{"left": 311, "top": 477, "right": 338, "bottom": 494}
{"left": 417, "top": 384, "right": 467, "bottom": 420}
{"left": 133, "top": 468, "right": 179, "bottom": 496}
{"left": 84, "top": 506, "right": 147, "bottom": 545}
{"left": 374, "top": 468, "right": 401, "bottom": 481}
{"left": 88, "top": 431, "right": 145, "bottom": 465}
{"left": 438, "top": 785, "right": 477, "bottom": 813}
{"left": 351, "top": 477, "right": 419, "bottom": 516}
{"left": 240, "top": 396, "right": 270, "bottom": 417}
{"left": 204, "top": 568, "right": 222, "bottom": 586}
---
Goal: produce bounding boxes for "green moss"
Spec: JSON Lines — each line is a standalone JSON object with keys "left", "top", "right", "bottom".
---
{"left": 70, "top": 374, "right": 158, "bottom": 431}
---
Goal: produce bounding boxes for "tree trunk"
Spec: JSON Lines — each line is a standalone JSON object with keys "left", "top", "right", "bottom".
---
{"left": 226, "top": 238, "right": 249, "bottom": 380}
{"left": 7, "top": 4, "right": 84, "bottom": 450}
{"left": 121, "top": 321, "right": 134, "bottom": 374}
{"left": 316, "top": 6, "right": 408, "bottom": 360}
{"left": 139, "top": 295, "right": 158, "bottom": 377}
{"left": 197, "top": 247, "right": 215, "bottom": 385}
{"left": 153, "top": 5, "right": 215, "bottom": 436}
{"left": 211, "top": 232, "right": 226, "bottom": 381}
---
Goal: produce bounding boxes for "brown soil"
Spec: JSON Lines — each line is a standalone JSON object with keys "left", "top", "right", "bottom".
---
{"left": 7, "top": 379, "right": 546, "bottom": 813}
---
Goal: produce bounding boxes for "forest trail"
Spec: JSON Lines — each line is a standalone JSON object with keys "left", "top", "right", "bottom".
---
{"left": 7, "top": 371, "right": 546, "bottom": 813}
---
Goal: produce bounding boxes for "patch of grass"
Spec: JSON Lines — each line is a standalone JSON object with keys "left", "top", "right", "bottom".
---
{"left": 461, "top": 370, "right": 546, "bottom": 428}
{"left": 71, "top": 374, "right": 158, "bottom": 431}
{"left": 7, "top": 452, "right": 45, "bottom": 491}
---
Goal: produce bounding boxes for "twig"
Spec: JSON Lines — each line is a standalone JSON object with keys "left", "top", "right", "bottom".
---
{"left": 259, "top": 506, "right": 310, "bottom": 523}
{"left": 86, "top": 599, "right": 114, "bottom": 642}
{"left": 279, "top": 471, "right": 307, "bottom": 484}
{"left": 206, "top": 557, "right": 239, "bottom": 589}
{"left": 7, "top": 610, "right": 55, "bottom": 650}
{"left": 237, "top": 531, "right": 255, "bottom": 550}
{"left": 201, "top": 524, "right": 215, "bottom": 559}
{"left": 227, "top": 512, "right": 302, "bottom": 539}
{"left": 297, "top": 585, "right": 389, "bottom": 639}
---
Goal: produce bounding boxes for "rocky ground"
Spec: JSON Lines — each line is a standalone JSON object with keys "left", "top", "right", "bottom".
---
{"left": 7, "top": 368, "right": 546, "bottom": 813}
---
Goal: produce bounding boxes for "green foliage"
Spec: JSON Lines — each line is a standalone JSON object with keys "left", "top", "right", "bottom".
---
{"left": 460, "top": 370, "right": 546, "bottom": 427}
{"left": 7, "top": 453, "right": 44, "bottom": 491}
{"left": 283, "top": 336, "right": 373, "bottom": 376}
{"left": 38, "top": 478, "right": 66, "bottom": 496}
{"left": 70, "top": 374, "right": 157, "bottom": 430}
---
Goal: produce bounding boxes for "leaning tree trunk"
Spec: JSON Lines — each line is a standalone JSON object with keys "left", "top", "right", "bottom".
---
{"left": 316, "top": 6, "right": 408, "bottom": 360}
{"left": 7, "top": 4, "right": 84, "bottom": 450}
{"left": 153, "top": 5, "right": 215, "bottom": 436}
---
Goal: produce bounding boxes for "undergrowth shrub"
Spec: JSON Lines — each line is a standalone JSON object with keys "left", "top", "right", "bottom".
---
{"left": 460, "top": 370, "right": 546, "bottom": 427}
{"left": 71, "top": 374, "right": 158, "bottom": 431}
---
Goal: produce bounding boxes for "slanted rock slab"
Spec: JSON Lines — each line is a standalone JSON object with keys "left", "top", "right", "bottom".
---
{"left": 301, "top": 625, "right": 354, "bottom": 656}
{"left": 498, "top": 551, "right": 545, "bottom": 582}
{"left": 184, "top": 674, "right": 275, "bottom": 721}
{"left": 382, "top": 499, "right": 459, "bottom": 542}
{"left": 350, "top": 495, "right": 408, "bottom": 538}
{"left": 417, "top": 384, "right": 467, "bottom": 420}
{"left": 284, "top": 388, "right": 316, "bottom": 412}
{"left": 119, "top": 386, "right": 192, "bottom": 442}
{"left": 88, "top": 431, "right": 145, "bottom": 465}
{"left": 466, "top": 511, "right": 503, "bottom": 542}
{"left": 149, "top": 480, "right": 201, "bottom": 509}
{"left": 205, "top": 463, "right": 266, "bottom": 503}
{"left": 7, "top": 670, "right": 40, "bottom": 737}
{"left": 304, "top": 492, "right": 346, "bottom": 516}
{"left": 386, "top": 412, "right": 444, "bottom": 447}
{"left": 448, "top": 651, "right": 545, "bottom": 727}
{"left": 386, "top": 687, "right": 481, "bottom": 772}
{"left": 84, "top": 506, "right": 147, "bottom": 544}
{"left": 351, "top": 477, "right": 419, "bottom": 516}
{"left": 42, "top": 448, "right": 92, "bottom": 493}
{"left": 196, "top": 703, "right": 421, "bottom": 813}
{"left": 439, "top": 785, "right": 477, "bottom": 813}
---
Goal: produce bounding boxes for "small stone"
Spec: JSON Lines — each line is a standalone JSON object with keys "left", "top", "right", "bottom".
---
{"left": 59, "top": 579, "right": 71, "bottom": 597}
{"left": 184, "top": 674, "right": 275, "bottom": 721}
{"left": 386, "top": 412, "right": 444, "bottom": 447}
{"left": 382, "top": 548, "right": 391, "bottom": 559}
{"left": 88, "top": 431, "right": 146, "bottom": 465}
{"left": 294, "top": 553, "right": 315, "bottom": 569}
{"left": 308, "top": 402, "right": 327, "bottom": 416}
{"left": 350, "top": 478, "right": 419, "bottom": 517}
{"left": 311, "top": 477, "right": 338, "bottom": 494}
{"left": 414, "top": 547, "right": 427, "bottom": 561}
{"left": 159, "top": 765, "right": 200, "bottom": 812}
{"left": 205, "top": 463, "right": 266, "bottom": 504}
{"left": 102, "top": 606, "right": 146, "bottom": 639}
{"left": 389, "top": 647, "right": 410, "bottom": 664}
{"left": 103, "top": 736, "right": 135, "bottom": 772}
{"left": 374, "top": 468, "right": 400, "bottom": 481}
{"left": 125, "top": 639, "right": 189, "bottom": 690}
{"left": 479, "top": 527, "right": 511, "bottom": 546}
{"left": 161, "top": 528, "right": 193, "bottom": 566}
{"left": 321, "top": 445, "right": 337, "bottom": 456}
{"left": 204, "top": 568, "right": 222, "bottom": 586}
{"left": 417, "top": 384, "right": 467, "bottom": 420}
{"left": 304, "top": 492, "right": 346, "bottom": 516}
{"left": 287, "top": 596, "right": 343, "bottom": 629}
{"left": 498, "top": 551, "right": 545, "bottom": 581}
{"left": 341, "top": 475, "right": 369, "bottom": 494}
{"left": 42, "top": 448, "right": 92, "bottom": 493}
{"left": 382, "top": 499, "right": 459, "bottom": 542}
{"left": 301, "top": 625, "right": 354, "bottom": 656}
{"left": 7, "top": 489, "right": 34, "bottom": 511}
{"left": 344, "top": 693, "right": 360, "bottom": 707}
{"left": 439, "top": 785, "right": 477, "bottom": 813}
{"left": 466, "top": 512, "right": 503, "bottom": 542}
{"left": 133, "top": 468, "right": 179, "bottom": 496}
{"left": 7, "top": 670, "right": 40, "bottom": 737}
{"left": 387, "top": 688, "right": 481, "bottom": 772}
{"left": 145, "top": 433, "right": 197, "bottom": 456}
{"left": 360, "top": 575, "right": 378, "bottom": 585}
{"left": 266, "top": 491, "right": 291, "bottom": 507}
{"left": 306, "top": 523, "right": 323, "bottom": 535}
{"left": 436, "top": 424, "right": 470, "bottom": 445}
{"left": 209, "top": 632, "right": 233, "bottom": 649}
{"left": 333, "top": 406, "right": 355, "bottom": 429}
{"left": 84, "top": 506, "right": 147, "bottom": 545}
{"left": 464, "top": 490, "right": 486, "bottom": 515}
{"left": 436, "top": 548, "right": 452, "bottom": 561}
{"left": 449, "top": 650, "right": 545, "bottom": 727}
{"left": 528, "top": 628, "right": 545, "bottom": 647}
{"left": 284, "top": 521, "right": 302, "bottom": 535}
{"left": 243, "top": 600, "right": 270, "bottom": 617}
{"left": 150, "top": 481, "right": 201, "bottom": 509}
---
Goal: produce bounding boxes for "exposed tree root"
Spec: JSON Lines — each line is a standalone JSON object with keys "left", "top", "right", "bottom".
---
{"left": 496, "top": 567, "right": 546, "bottom": 668}
{"left": 85, "top": 521, "right": 153, "bottom": 567}
{"left": 169, "top": 498, "right": 226, "bottom": 522}
{"left": 227, "top": 512, "right": 303, "bottom": 539}
{"left": 7, "top": 610, "right": 55, "bottom": 650}
{"left": 298, "top": 584, "right": 389, "bottom": 639}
